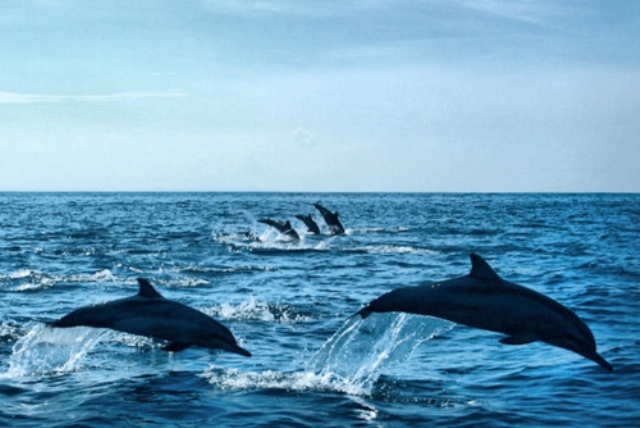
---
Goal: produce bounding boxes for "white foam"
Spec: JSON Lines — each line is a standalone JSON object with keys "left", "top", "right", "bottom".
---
{"left": 353, "top": 245, "right": 437, "bottom": 255}
{"left": 200, "top": 366, "right": 368, "bottom": 396}
{"left": 207, "top": 297, "right": 309, "bottom": 323}
{"left": 0, "top": 322, "right": 22, "bottom": 341}
{"left": 3, "top": 269, "right": 117, "bottom": 292}
{"left": 7, "top": 269, "right": 38, "bottom": 279}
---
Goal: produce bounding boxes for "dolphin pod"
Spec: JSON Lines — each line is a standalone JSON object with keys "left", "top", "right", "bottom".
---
{"left": 358, "top": 254, "right": 613, "bottom": 371}
{"left": 50, "top": 278, "right": 251, "bottom": 357}
{"left": 46, "top": 221, "right": 613, "bottom": 372}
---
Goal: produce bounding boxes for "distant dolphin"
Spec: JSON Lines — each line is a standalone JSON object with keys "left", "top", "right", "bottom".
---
{"left": 313, "top": 203, "right": 345, "bottom": 235}
{"left": 358, "top": 254, "right": 612, "bottom": 371}
{"left": 258, "top": 219, "right": 300, "bottom": 241}
{"left": 50, "top": 278, "right": 251, "bottom": 357}
{"left": 295, "top": 214, "right": 321, "bottom": 235}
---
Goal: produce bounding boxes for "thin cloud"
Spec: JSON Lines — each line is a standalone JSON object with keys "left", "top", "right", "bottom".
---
{"left": 201, "top": 0, "right": 340, "bottom": 16}
{"left": 456, "top": 0, "right": 571, "bottom": 29}
{"left": 0, "top": 90, "right": 188, "bottom": 104}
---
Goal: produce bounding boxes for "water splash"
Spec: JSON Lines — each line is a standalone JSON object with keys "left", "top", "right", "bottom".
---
{"left": 1, "top": 323, "right": 107, "bottom": 378}
{"left": 213, "top": 230, "right": 333, "bottom": 253}
{"left": 307, "top": 313, "right": 454, "bottom": 395}
{"left": 201, "top": 313, "right": 453, "bottom": 397}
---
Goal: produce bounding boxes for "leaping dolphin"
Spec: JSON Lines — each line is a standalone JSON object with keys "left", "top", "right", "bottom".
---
{"left": 358, "top": 254, "right": 612, "bottom": 371}
{"left": 313, "top": 203, "right": 345, "bottom": 235}
{"left": 50, "top": 278, "right": 251, "bottom": 357}
{"left": 295, "top": 214, "right": 321, "bottom": 235}
{"left": 258, "top": 219, "right": 300, "bottom": 241}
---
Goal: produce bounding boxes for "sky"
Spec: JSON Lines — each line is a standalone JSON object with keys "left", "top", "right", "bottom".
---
{"left": 1, "top": 0, "right": 639, "bottom": 192}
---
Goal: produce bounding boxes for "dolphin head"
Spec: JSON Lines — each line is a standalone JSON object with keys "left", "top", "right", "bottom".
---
{"left": 358, "top": 286, "right": 424, "bottom": 319}
{"left": 542, "top": 324, "right": 613, "bottom": 371}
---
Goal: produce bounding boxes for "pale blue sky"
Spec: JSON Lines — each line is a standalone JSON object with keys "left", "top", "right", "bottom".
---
{"left": 1, "top": 0, "right": 639, "bottom": 192}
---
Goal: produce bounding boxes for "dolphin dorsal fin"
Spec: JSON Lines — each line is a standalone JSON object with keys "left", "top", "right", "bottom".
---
{"left": 469, "top": 254, "right": 501, "bottom": 280}
{"left": 137, "top": 278, "right": 163, "bottom": 298}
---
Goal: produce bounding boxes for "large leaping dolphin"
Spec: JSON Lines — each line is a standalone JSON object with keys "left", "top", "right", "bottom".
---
{"left": 358, "top": 254, "right": 612, "bottom": 371}
{"left": 313, "top": 203, "right": 345, "bottom": 235}
{"left": 295, "top": 214, "right": 321, "bottom": 235}
{"left": 258, "top": 219, "right": 300, "bottom": 241}
{"left": 50, "top": 278, "right": 251, "bottom": 357}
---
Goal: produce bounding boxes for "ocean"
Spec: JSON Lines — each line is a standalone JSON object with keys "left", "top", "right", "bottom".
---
{"left": 0, "top": 192, "right": 638, "bottom": 427}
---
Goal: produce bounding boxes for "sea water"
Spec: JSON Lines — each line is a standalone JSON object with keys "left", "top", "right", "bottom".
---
{"left": 0, "top": 192, "right": 638, "bottom": 427}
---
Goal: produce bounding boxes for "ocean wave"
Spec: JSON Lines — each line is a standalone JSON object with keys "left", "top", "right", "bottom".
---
{"left": 1, "top": 269, "right": 117, "bottom": 292}
{"left": 200, "top": 366, "right": 369, "bottom": 396}
{"left": 0, "top": 322, "right": 24, "bottom": 344}
{"left": 349, "top": 227, "right": 410, "bottom": 234}
{"left": 153, "top": 276, "right": 210, "bottom": 288}
{"left": 345, "top": 245, "right": 438, "bottom": 255}
{"left": 66, "top": 269, "right": 117, "bottom": 283}
{"left": 181, "top": 265, "right": 276, "bottom": 275}
{"left": 0, "top": 270, "right": 55, "bottom": 291}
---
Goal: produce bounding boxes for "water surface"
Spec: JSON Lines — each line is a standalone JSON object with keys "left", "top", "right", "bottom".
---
{"left": 0, "top": 193, "right": 638, "bottom": 427}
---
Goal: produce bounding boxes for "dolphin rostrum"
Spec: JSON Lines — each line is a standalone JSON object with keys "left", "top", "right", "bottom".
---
{"left": 358, "top": 254, "right": 612, "bottom": 371}
{"left": 50, "top": 278, "right": 251, "bottom": 357}
{"left": 313, "top": 203, "right": 345, "bottom": 235}
{"left": 295, "top": 214, "right": 321, "bottom": 235}
{"left": 258, "top": 218, "right": 300, "bottom": 241}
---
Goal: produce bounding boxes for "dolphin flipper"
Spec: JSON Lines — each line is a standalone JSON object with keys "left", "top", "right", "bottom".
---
{"left": 500, "top": 332, "right": 538, "bottom": 345}
{"left": 162, "top": 342, "right": 192, "bottom": 352}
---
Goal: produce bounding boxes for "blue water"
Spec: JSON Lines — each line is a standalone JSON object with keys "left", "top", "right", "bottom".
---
{"left": 0, "top": 192, "right": 638, "bottom": 427}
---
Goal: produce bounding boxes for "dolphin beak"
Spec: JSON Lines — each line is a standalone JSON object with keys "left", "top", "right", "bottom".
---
{"left": 585, "top": 351, "right": 613, "bottom": 372}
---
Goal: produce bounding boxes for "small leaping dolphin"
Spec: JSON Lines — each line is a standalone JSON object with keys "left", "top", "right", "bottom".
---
{"left": 358, "top": 254, "right": 612, "bottom": 371}
{"left": 50, "top": 278, "right": 251, "bottom": 357}
{"left": 258, "top": 219, "right": 300, "bottom": 241}
{"left": 295, "top": 214, "right": 321, "bottom": 235}
{"left": 313, "top": 203, "right": 345, "bottom": 235}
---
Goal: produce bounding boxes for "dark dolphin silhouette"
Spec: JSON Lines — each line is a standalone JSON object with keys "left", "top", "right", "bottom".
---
{"left": 313, "top": 203, "right": 345, "bottom": 235}
{"left": 358, "top": 254, "right": 612, "bottom": 371}
{"left": 258, "top": 219, "right": 300, "bottom": 241}
{"left": 50, "top": 278, "right": 251, "bottom": 356}
{"left": 295, "top": 214, "right": 321, "bottom": 235}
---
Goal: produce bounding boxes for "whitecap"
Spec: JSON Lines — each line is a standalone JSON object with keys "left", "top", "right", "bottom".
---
{"left": 66, "top": 269, "right": 116, "bottom": 283}
{"left": 350, "top": 245, "right": 437, "bottom": 255}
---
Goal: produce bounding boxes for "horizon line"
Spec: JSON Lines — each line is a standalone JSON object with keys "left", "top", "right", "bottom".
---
{"left": 0, "top": 190, "right": 637, "bottom": 195}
